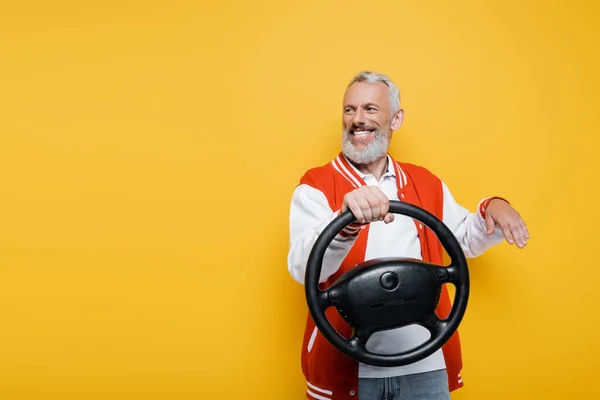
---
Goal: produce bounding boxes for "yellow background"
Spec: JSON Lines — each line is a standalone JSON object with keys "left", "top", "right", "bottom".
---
{"left": 1, "top": 0, "right": 599, "bottom": 399}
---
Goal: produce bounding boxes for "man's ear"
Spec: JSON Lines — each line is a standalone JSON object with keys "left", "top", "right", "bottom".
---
{"left": 391, "top": 108, "right": 404, "bottom": 130}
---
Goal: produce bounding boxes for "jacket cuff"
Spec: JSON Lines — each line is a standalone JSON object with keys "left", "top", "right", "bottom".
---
{"left": 336, "top": 209, "right": 362, "bottom": 238}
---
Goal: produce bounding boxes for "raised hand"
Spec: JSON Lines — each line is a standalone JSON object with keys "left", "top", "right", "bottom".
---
{"left": 485, "top": 199, "right": 530, "bottom": 248}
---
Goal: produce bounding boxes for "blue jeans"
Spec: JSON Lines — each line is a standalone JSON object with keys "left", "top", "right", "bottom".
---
{"left": 358, "top": 369, "right": 450, "bottom": 400}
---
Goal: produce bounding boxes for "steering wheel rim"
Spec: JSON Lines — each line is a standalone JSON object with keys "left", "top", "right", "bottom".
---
{"left": 305, "top": 200, "right": 469, "bottom": 367}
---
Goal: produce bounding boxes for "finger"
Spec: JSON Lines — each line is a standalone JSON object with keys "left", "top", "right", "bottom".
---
{"left": 377, "top": 189, "right": 390, "bottom": 220}
{"left": 520, "top": 217, "right": 530, "bottom": 239}
{"left": 510, "top": 222, "right": 526, "bottom": 248}
{"left": 363, "top": 189, "right": 382, "bottom": 221}
{"left": 354, "top": 192, "right": 373, "bottom": 223}
{"left": 383, "top": 212, "right": 394, "bottom": 224}
{"left": 512, "top": 220, "right": 529, "bottom": 248}
{"left": 485, "top": 214, "right": 496, "bottom": 235}
{"left": 345, "top": 196, "right": 365, "bottom": 224}
{"left": 512, "top": 212, "right": 530, "bottom": 240}
{"left": 369, "top": 186, "right": 389, "bottom": 220}
{"left": 498, "top": 220, "right": 515, "bottom": 245}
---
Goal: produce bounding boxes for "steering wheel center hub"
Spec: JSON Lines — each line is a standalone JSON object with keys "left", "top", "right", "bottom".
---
{"left": 380, "top": 271, "right": 399, "bottom": 290}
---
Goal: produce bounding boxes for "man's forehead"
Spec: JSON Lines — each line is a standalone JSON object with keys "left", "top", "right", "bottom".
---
{"left": 344, "top": 81, "right": 388, "bottom": 104}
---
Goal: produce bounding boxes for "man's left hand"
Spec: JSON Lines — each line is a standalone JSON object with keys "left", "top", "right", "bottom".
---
{"left": 485, "top": 199, "right": 530, "bottom": 248}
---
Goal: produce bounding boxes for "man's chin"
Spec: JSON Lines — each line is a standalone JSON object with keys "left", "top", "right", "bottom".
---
{"left": 342, "top": 147, "right": 384, "bottom": 165}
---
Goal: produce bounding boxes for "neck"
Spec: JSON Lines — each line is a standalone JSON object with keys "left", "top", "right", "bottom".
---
{"left": 350, "top": 155, "right": 388, "bottom": 181}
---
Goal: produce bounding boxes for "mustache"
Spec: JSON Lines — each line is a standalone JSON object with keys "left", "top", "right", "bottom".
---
{"left": 347, "top": 124, "right": 377, "bottom": 132}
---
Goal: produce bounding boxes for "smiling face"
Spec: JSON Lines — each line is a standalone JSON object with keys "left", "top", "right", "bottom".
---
{"left": 341, "top": 81, "right": 402, "bottom": 165}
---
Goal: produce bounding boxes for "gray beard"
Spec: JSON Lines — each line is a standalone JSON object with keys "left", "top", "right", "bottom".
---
{"left": 341, "top": 128, "right": 390, "bottom": 165}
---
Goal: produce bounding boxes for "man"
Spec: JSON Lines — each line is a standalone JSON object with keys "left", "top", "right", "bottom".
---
{"left": 287, "top": 71, "right": 529, "bottom": 400}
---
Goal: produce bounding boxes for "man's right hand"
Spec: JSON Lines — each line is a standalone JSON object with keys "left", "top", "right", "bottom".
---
{"left": 341, "top": 186, "right": 394, "bottom": 225}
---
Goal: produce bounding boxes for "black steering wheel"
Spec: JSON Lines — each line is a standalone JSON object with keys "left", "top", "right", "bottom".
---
{"left": 305, "top": 200, "right": 469, "bottom": 367}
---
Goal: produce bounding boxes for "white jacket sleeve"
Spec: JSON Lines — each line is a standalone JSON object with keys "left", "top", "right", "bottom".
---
{"left": 442, "top": 181, "right": 504, "bottom": 258}
{"left": 287, "top": 184, "right": 360, "bottom": 285}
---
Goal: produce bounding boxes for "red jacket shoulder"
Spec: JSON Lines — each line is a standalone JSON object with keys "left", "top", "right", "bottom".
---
{"left": 298, "top": 162, "right": 336, "bottom": 189}
{"left": 399, "top": 162, "right": 441, "bottom": 184}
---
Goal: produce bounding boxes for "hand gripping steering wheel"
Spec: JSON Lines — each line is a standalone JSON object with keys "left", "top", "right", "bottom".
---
{"left": 305, "top": 200, "right": 469, "bottom": 367}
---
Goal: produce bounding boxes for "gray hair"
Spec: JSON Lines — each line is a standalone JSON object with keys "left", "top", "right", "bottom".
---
{"left": 347, "top": 71, "right": 401, "bottom": 117}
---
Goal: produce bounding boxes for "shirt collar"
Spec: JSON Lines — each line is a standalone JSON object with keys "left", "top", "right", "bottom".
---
{"left": 343, "top": 154, "right": 396, "bottom": 180}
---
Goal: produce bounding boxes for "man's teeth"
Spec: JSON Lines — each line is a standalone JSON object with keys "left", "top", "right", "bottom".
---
{"left": 353, "top": 130, "right": 370, "bottom": 136}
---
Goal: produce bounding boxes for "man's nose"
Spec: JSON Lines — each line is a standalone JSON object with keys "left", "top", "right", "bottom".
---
{"left": 352, "top": 109, "right": 366, "bottom": 125}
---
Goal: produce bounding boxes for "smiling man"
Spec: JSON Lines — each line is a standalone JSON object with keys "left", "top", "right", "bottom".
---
{"left": 287, "top": 71, "right": 529, "bottom": 400}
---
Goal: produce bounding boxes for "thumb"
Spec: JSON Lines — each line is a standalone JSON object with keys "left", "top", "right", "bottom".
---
{"left": 485, "top": 213, "right": 495, "bottom": 235}
{"left": 383, "top": 213, "right": 394, "bottom": 224}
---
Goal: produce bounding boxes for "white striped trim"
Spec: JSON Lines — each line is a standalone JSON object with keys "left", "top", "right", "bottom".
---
{"left": 333, "top": 209, "right": 360, "bottom": 238}
{"left": 338, "top": 227, "right": 360, "bottom": 238}
{"left": 335, "top": 156, "right": 363, "bottom": 188}
{"left": 395, "top": 162, "right": 407, "bottom": 188}
{"left": 339, "top": 232, "right": 359, "bottom": 239}
{"left": 307, "top": 327, "right": 318, "bottom": 352}
{"left": 307, "top": 388, "right": 331, "bottom": 400}
{"left": 339, "top": 155, "right": 366, "bottom": 185}
{"left": 308, "top": 382, "right": 333, "bottom": 395}
{"left": 331, "top": 160, "right": 358, "bottom": 188}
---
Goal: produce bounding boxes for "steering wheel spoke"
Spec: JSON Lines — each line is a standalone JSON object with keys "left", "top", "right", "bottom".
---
{"left": 349, "top": 335, "right": 368, "bottom": 353}
{"left": 432, "top": 266, "right": 450, "bottom": 283}
{"left": 423, "top": 313, "right": 446, "bottom": 335}
{"left": 353, "top": 326, "right": 374, "bottom": 342}
{"left": 432, "top": 265, "right": 462, "bottom": 285}
{"left": 317, "top": 290, "right": 331, "bottom": 309}
{"left": 446, "top": 265, "right": 462, "bottom": 284}
{"left": 318, "top": 287, "right": 345, "bottom": 310}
